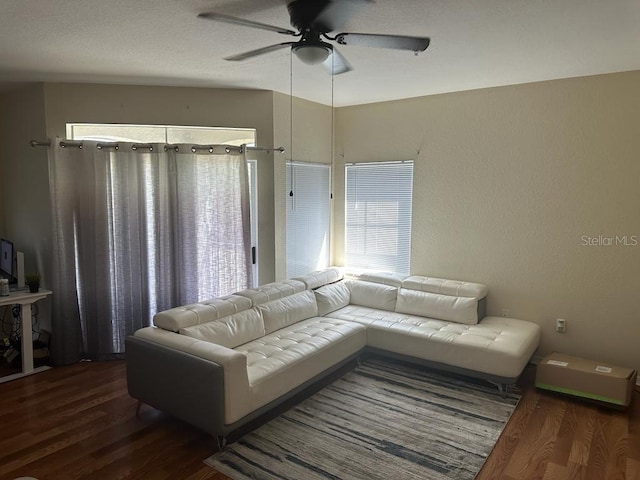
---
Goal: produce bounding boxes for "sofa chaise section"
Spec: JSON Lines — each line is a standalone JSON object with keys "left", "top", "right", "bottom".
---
{"left": 314, "top": 274, "right": 539, "bottom": 385}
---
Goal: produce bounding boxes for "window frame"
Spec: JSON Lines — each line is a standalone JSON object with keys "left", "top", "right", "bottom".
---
{"left": 285, "top": 161, "right": 332, "bottom": 278}
{"left": 344, "top": 160, "right": 414, "bottom": 274}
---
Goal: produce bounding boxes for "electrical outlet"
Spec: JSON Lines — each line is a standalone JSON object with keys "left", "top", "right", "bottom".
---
{"left": 501, "top": 309, "right": 510, "bottom": 317}
{"left": 556, "top": 318, "right": 566, "bottom": 333}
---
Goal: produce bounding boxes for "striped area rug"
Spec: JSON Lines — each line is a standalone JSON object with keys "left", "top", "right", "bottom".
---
{"left": 205, "top": 358, "right": 520, "bottom": 480}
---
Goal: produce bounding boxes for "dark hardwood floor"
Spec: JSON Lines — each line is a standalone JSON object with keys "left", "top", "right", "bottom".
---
{"left": 0, "top": 360, "right": 637, "bottom": 480}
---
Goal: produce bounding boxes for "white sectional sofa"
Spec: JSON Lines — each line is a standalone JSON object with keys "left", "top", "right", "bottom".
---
{"left": 126, "top": 268, "right": 540, "bottom": 448}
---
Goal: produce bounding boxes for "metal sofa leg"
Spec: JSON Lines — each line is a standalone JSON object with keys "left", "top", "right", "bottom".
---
{"left": 496, "top": 383, "right": 511, "bottom": 398}
{"left": 217, "top": 435, "right": 227, "bottom": 452}
{"left": 488, "top": 381, "right": 512, "bottom": 398}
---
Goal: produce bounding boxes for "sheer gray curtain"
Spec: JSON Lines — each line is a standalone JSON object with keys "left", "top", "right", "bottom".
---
{"left": 49, "top": 141, "right": 252, "bottom": 364}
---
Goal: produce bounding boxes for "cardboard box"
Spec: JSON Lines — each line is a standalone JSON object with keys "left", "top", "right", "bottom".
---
{"left": 536, "top": 352, "right": 637, "bottom": 408}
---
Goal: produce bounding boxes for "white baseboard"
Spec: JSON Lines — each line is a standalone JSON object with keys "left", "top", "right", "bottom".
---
{"left": 0, "top": 365, "right": 51, "bottom": 384}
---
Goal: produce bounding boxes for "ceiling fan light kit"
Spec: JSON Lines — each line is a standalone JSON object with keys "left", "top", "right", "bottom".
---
{"left": 198, "top": 0, "right": 430, "bottom": 75}
{"left": 293, "top": 43, "right": 332, "bottom": 65}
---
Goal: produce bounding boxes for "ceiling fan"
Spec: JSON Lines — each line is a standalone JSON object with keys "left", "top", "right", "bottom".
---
{"left": 198, "top": 0, "right": 430, "bottom": 75}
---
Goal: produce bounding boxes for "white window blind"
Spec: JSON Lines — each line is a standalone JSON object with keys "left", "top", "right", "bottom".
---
{"left": 345, "top": 161, "right": 413, "bottom": 274}
{"left": 286, "top": 162, "right": 331, "bottom": 278}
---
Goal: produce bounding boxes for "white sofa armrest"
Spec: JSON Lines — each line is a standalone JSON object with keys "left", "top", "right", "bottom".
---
{"left": 133, "top": 326, "right": 251, "bottom": 424}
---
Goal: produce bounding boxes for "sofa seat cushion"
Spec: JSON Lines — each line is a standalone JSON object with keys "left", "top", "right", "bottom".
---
{"left": 326, "top": 306, "right": 540, "bottom": 379}
{"left": 234, "top": 317, "right": 366, "bottom": 413}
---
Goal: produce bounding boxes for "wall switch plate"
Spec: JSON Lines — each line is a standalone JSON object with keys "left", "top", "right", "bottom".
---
{"left": 556, "top": 318, "right": 566, "bottom": 333}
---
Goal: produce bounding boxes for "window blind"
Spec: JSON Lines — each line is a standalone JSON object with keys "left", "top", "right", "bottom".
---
{"left": 286, "top": 162, "right": 331, "bottom": 278}
{"left": 345, "top": 161, "right": 413, "bottom": 274}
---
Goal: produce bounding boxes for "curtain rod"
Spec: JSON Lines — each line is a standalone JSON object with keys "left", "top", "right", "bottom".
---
{"left": 29, "top": 139, "right": 285, "bottom": 154}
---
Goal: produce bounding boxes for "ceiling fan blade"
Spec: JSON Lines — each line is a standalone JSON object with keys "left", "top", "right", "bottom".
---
{"left": 225, "top": 42, "right": 297, "bottom": 61}
{"left": 311, "top": 0, "right": 373, "bottom": 33}
{"left": 198, "top": 12, "right": 298, "bottom": 36}
{"left": 335, "top": 33, "right": 430, "bottom": 52}
{"left": 212, "top": 0, "right": 283, "bottom": 17}
{"left": 323, "top": 47, "right": 352, "bottom": 75}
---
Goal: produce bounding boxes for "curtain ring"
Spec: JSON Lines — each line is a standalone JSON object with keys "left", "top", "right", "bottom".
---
{"left": 60, "top": 141, "right": 83, "bottom": 149}
{"left": 132, "top": 144, "right": 154, "bottom": 152}
{"left": 97, "top": 143, "right": 119, "bottom": 150}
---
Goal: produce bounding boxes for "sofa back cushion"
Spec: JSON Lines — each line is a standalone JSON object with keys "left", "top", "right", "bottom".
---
{"left": 153, "top": 294, "right": 252, "bottom": 332}
{"left": 314, "top": 281, "right": 351, "bottom": 316}
{"left": 258, "top": 290, "right": 319, "bottom": 334}
{"left": 395, "top": 288, "right": 479, "bottom": 325}
{"left": 179, "top": 308, "right": 265, "bottom": 348}
{"left": 292, "top": 267, "right": 344, "bottom": 290}
{"left": 348, "top": 280, "right": 398, "bottom": 312}
{"left": 347, "top": 270, "right": 406, "bottom": 287}
{"left": 401, "top": 276, "right": 488, "bottom": 299}
{"left": 234, "top": 279, "right": 306, "bottom": 306}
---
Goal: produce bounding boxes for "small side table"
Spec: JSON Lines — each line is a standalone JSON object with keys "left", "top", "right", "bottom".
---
{"left": 0, "top": 289, "right": 52, "bottom": 383}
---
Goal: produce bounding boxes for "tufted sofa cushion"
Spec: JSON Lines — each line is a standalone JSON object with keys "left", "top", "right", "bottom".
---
{"left": 153, "top": 295, "right": 252, "bottom": 332}
{"left": 235, "top": 316, "right": 367, "bottom": 412}
{"left": 258, "top": 290, "right": 318, "bottom": 334}
{"left": 179, "top": 308, "right": 265, "bottom": 349}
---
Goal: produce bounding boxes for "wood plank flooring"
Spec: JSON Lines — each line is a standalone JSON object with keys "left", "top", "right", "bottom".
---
{"left": 0, "top": 360, "right": 637, "bottom": 480}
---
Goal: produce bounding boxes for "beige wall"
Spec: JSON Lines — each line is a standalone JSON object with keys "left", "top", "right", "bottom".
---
{"left": 0, "top": 84, "right": 49, "bottom": 273}
{"left": 273, "top": 92, "right": 333, "bottom": 280}
{"left": 0, "top": 83, "right": 51, "bottom": 334}
{"left": 334, "top": 70, "right": 640, "bottom": 372}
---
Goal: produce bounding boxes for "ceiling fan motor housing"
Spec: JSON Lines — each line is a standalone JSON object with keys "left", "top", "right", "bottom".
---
{"left": 287, "top": 0, "right": 334, "bottom": 33}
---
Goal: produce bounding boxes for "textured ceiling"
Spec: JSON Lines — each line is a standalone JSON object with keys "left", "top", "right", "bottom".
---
{"left": 0, "top": 0, "right": 639, "bottom": 106}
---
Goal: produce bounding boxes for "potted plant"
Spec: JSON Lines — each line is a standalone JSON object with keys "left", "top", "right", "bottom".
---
{"left": 25, "top": 273, "right": 40, "bottom": 293}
